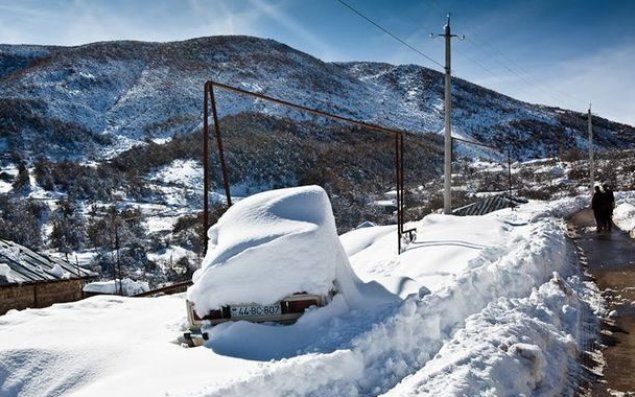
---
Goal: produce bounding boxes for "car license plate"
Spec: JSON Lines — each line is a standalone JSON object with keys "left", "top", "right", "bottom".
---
{"left": 230, "top": 303, "right": 281, "bottom": 319}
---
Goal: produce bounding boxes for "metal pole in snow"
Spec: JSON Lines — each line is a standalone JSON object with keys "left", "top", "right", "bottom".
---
{"left": 588, "top": 105, "right": 594, "bottom": 192}
{"left": 209, "top": 84, "right": 232, "bottom": 208}
{"left": 433, "top": 13, "right": 463, "bottom": 214}
{"left": 443, "top": 15, "right": 452, "bottom": 214}
{"left": 203, "top": 83, "right": 210, "bottom": 254}
{"left": 395, "top": 133, "right": 401, "bottom": 254}
{"left": 507, "top": 147, "right": 513, "bottom": 202}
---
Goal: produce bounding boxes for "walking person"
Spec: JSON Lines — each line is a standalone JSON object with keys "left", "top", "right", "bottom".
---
{"left": 591, "top": 185, "right": 606, "bottom": 232}
{"left": 603, "top": 184, "right": 615, "bottom": 231}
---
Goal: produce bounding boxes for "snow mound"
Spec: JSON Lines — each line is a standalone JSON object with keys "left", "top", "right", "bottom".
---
{"left": 48, "top": 263, "right": 70, "bottom": 279}
{"left": 0, "top": 263, "right": 14, "bottom": 283}
{"left": 187, "top": 185, "right": 395, "bottom": 316}
{"left": 613, "top": 202, "right": 635, "bottom": 237}
{"left": 153, "top": 159, "right": 202, "bottom": 186}
{"left": 83, "top": 278, "right": 149, "bottom": 296}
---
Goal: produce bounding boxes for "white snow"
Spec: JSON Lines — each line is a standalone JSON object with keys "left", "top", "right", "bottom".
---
{"left": 48, "top": 263, "right": 70, "bottom": 279}
{"left": 0, "top": 187, "right": 625, "bottom": 397}
{"left": 147, "top": 245, "right": 195, "bottom": 268}
{"left": 153, "top": 159, "right": 202, "bottom": 187}
{"left": 83, "top": 278, "right": 150, "bottom": 296}
{"left": 0, "top": 263, "right": 14, "bottom": 282}
{"left": 373, "top": 199, "right": 397, "bottom": 209}
{"left": 613, "top": 193, "right": 635, "bottom": 237}
{"left": 0, "top": 245, "right": 23, "bottom": 265}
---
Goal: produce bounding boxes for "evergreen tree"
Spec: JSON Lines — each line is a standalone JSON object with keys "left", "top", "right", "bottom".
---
{"left": 49, "top": 197, "right": 86, "bottom": 255}
{"left": 87, "top": 205, "right": 149, "bottom": 277}
{"left": 0, "top": 195, "right": 46, "bottom": 249}
{"left": 12, "top": 161, "right": 30, "bottom": 193}
{"left": 33, "top": 156, "right": 55, "bottom": 191}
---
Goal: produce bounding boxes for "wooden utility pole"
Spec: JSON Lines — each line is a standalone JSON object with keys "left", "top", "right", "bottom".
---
{"left": 433, "top": 14, "right": 463, "bottom": 214}
{"left": 588, "top": 104, "right": 594, "bottom": 192}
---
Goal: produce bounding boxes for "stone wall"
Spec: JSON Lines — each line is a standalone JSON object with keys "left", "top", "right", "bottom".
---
{"left": 0, "top": 279, "right": 86, "bottom": 315}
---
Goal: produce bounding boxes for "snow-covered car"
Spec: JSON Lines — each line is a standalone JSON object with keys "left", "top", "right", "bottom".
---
{"left": 184, "top": 186, "right": 352, "bottom": 346}
{"left": 184, "top": 185, "right": 397, "bottom": 347}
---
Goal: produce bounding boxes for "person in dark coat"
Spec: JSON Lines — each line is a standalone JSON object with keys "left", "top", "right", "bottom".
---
{"left": 591, "top": 185, "right": 605, "bottom": 232}
{"left": 603, "top": 184, "right": 615, "bottom": 231}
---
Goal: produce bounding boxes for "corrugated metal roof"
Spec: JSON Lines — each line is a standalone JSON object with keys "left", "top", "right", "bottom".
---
{"left": 453, "top": 195, "right": 528, "bottom": 217}
{"left": 0, "top": 239, "right": 96, "bottom": 284}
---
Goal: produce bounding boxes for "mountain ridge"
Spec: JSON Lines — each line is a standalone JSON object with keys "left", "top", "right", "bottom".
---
{"left": 1, "top": 35, "right": 634, "bottom": 164}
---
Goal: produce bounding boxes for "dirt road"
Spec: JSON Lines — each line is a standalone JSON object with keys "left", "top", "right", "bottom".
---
{"left": 568, "top": 208, "right": 635, "bottom": 396}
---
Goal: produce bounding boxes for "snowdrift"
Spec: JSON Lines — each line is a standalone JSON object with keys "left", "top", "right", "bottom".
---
{"left": 83, "top": 278, "right": 149, "bottom": 296}
{"left": 187, "top": 185, "right": 395, "bottom": 317}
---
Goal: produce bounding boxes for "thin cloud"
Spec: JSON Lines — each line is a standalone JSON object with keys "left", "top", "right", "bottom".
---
{"left": 0, "top": 0, "right": 264, "bottom": 45}
{"left": 472, "top": 44, "right": 635, "bottom": 126}
{"left": 548, "top": 45, "right": 635, "bottom": 125}
{"left": 247, "top": 0, "right": 337, "bottom": 60}
{"left": 187, "top": 0, "right": 262, "bottom": 37}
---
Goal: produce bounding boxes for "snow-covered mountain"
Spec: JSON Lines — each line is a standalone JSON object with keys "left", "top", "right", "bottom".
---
{"left": 1, "top": 35, "right": 634, "bottom": 162}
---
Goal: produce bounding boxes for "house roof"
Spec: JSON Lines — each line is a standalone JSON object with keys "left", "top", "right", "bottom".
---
{"left": 452, "top": 195, "right": 528, "bottom": 217}
{"left": 0, "top": 238, "right": 96, "bottom": 284}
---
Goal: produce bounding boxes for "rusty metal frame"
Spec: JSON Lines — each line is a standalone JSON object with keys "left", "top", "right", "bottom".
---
{"left": 203, "top": 80, "right": 409, "bottom": 253}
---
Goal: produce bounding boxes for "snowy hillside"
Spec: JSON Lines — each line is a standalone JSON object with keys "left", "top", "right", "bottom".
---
{"left": 1, "top": 36, "right": 634, "bottom": 162}
{"left": 4, "top": 186, "right": 631, "bottom": 396}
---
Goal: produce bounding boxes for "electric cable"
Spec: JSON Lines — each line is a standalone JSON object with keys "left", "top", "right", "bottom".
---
{"left": 334, "top": 0, "right": 445, "bottom": 71}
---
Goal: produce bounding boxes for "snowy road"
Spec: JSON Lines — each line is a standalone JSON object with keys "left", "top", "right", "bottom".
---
{"left": 569, "top": 208, "right": 635, "bottom": 396}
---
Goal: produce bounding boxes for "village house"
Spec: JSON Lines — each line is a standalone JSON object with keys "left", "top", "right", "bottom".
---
{"left": 0, "top": 238, "right": 96, "bottom": 315}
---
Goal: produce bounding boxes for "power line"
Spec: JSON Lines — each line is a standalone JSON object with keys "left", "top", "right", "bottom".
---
{"left": 462, "top": 36, "right": 587, "bottom": 109}
{"left": 332, "top": 2, "right": 541, "bottom": 153}
{"left": 335, "top": 0, "right": 585, "bottom": 112}
{"left": 334, "top": 0, "right": 445, "bottom": 70}
{"left": 424, "top": 0, "right": 588, "bottom": 111}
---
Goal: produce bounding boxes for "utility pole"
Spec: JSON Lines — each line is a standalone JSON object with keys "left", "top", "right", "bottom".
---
{"left": 433, "top": 14, "right": 463, "bottom": 214}
{"left": 507, "top": 147, "right": 513, "bottom": 200}
{"left": 203, "top": 83, "right": 210, "bottom": 254}
{"left": 588, "top": 104, "right": 594, "bottom": 192}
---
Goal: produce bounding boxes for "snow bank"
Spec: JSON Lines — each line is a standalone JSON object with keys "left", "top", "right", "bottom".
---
{"left": 83, "top": 278, "right": 149, "bottom": 296}
{"left": 153, "top": 159, "right": 202, "bottom": 186}
{"left": 382, "top": 273, "right": 599, "bottom": 396}
{"left": 187, "top": 185, "right": 395, "bottom": 317}
{"left": 0, "top": 245, "right": 23, "bottom": 264}
{"left": 48, "top": 263, "right": 70, "bottom": 279}
{"left": 0, "top": 263, "right": 14, "bottom": 283}
{"left": 613, "top": 203, "right": 635, "bottom": 237}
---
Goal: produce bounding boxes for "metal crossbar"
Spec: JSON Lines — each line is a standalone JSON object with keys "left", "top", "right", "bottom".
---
{"left": 203, "top": 80, "right": 410, "bottom": 254}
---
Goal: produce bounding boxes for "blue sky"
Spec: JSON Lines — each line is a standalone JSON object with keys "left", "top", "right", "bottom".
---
{"left": 1, "top": 0, "right": 634, "bottom": 125}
